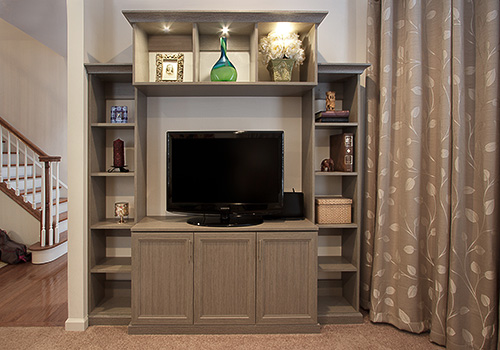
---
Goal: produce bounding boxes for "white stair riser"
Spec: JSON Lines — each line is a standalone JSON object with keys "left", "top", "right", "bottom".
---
{"left": 1, "top": 153, "right": 38, "bottom": 165}
{"left": 46, "top": 202, "right": 68, "bottom": 215}
{"left": 1, "top": 166, "right": 36, "bottom": 178}
{"left": 4, "top": 177, "right": 42, "bottom": 190}
{"left": 30, "top": 191, "right": 67, "bottom": 206}
{"left": 39, "top": 201, "right": 68, "bottom": 213}
{"left": 43, "top": 219, "right": 68, "bottom": 232}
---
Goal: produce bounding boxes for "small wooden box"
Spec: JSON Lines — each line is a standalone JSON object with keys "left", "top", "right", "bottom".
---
{"left": 315, "top": 197, "right": 352, "bottom": 224}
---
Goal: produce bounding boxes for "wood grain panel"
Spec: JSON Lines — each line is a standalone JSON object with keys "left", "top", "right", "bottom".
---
{"left": 194, "top": 233, "right": 255, "bottom": 324}
{"left": 148, "top": 35, "right": 193, "bottom": 52}
{"left": 256, "top": 231, "right": 317, "bottom": 324}
{"left": 132, "top": 233, "right": 193, "bottom": 324}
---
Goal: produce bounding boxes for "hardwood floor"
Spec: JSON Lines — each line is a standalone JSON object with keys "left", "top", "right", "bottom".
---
{"left": 0, "top": 254, "right": 67, "bottom": 326}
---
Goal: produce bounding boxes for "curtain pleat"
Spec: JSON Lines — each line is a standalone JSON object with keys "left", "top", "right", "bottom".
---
{"left": 363, "top": 0, "right": 499, "bottom": 348}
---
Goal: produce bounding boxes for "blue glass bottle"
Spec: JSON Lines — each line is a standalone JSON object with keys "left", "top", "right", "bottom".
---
{"left": 210, "top": 36, "right": 237, "bottom": 81}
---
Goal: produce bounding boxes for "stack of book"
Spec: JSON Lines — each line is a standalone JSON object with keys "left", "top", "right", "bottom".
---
{"left": 315, "top": 110, "right": 350, "bottom": 123}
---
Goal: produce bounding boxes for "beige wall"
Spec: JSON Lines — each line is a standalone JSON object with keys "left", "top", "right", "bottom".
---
{"left": 0, "top": 18, "right": 67, "bottom": 182}
{"left": 0, "top": 191, "right": 39, "bottom": 246}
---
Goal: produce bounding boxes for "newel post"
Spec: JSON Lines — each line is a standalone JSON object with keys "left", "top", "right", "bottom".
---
{"left": 39, "top": 156, "right": 61, "bottom": 247}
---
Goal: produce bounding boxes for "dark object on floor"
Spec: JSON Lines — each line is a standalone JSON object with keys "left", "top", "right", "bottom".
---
{"left": 0, "top": 229, "right": 31, "bottom": 264}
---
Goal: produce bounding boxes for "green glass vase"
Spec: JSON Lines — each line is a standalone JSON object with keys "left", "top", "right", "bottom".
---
{"left": 210, "top": 36, "right": 237, "bottom": 82}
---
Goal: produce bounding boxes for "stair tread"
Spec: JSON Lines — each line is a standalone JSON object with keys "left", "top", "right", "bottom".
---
{"left": 29, "top": 231, "right": 68, "bottom": 251}
{"left": 1, "top": 163, "right": 35, "bottom": 166}
{"left": 4, "top": 174, "right": 42, "bottom": 180}
{"left": 35, "top": 197, "right": 68, "bottom": 208}
{"left": 22, "top": 185, "right": 64, "bottom": 195}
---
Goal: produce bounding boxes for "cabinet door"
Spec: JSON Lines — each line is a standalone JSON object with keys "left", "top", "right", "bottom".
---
{"left": 194, "top": 232, "right": 255, "bottom": 324}
{"left": 131, "top": 233, "right": 193, "bottom": 324}
{"left": 256, "top": 231, "right": 317, "bottom": 324}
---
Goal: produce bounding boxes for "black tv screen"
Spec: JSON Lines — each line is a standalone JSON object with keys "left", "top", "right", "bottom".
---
{"left": 167, "top": 131, "right": 284, "bottom": 226}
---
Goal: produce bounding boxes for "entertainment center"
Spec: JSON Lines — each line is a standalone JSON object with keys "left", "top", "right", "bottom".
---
{"left": 86, "top": 10, "right": 368, "bottom": 333}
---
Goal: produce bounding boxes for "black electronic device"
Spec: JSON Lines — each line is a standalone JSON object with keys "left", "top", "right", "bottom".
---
{"left": 167, "top": 130, "right": 284, "bottom": 227}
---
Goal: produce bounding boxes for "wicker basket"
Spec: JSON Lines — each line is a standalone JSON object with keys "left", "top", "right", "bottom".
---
{"left": 315, "top": 197, "right": 352, "bottom": 224}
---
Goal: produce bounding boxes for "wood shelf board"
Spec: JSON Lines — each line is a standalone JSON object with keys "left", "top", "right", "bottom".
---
{"left": 123, "top": 10, "right": 328, "bottom": 26}
{"left": 85, "top": 63, "right": 133, "bottom": 75}
{"left": 318, "top": 256, "right": 357, "bottom": 272}
{"left": 91, "top": 219, "right": 135, "bottom": 230}
{"left": 132, "top": 216, "right": 318, "bottom": 232}
{"left": 317, "top": 223, "right": 358, "bottom": 229}
{"left": 91, "top": 123, "right": 136, "bottom": 129}
{"left": 315, "top": 122, "right": 358, "bottom": 128}
{"left": 317, "top": 295, "right": 363, "bottom": 324}
{"left": 91, "top": 172, "right": 135, "bottom": 177}
{"left": 89, "top": 296, "right": 131, "bottom": 318}
{"left": 91, "top": 257, "right": 132, "bottom": 273}
{"left": 315, "top": 171, "right": 358, "bottom": 176}
{"left": 134, "top": 82, "right": 317, "bottom": 97}
{"left": 317, "top": 63, "right": 370, "bottom": 78}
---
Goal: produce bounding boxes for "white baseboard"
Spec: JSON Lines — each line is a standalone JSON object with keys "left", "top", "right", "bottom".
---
{"left": 31, "top": 241, "right": 68, "bottom": 264}
{"left": 65, "top": 317, "right": 89, "bottom": 331}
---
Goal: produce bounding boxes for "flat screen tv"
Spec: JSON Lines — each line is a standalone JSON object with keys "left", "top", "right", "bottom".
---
{"left": 167, "top": 130, "right": 284, "bottom": 227}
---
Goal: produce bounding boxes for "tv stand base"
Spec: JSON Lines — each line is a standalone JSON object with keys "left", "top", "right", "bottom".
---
{"left": 187, "top": 214, "right": 263, "bottom": 227}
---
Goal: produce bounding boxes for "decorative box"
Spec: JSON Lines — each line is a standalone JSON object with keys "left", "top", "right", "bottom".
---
{"left": 315, "top": 196, "right": 352, "bottom": 224}
{"left": 111, "top": 106, "right": 128, "bottom": 123}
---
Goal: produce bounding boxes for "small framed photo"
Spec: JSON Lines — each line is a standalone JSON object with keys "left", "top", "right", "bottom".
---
{"left": 156, "top": 53, "right": 184, "bottom": 82}
{"left": 110, "top": 106, "right": 128, "bottom": 123}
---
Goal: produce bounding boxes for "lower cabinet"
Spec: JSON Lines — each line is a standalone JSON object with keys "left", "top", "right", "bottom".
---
{"left": 257, "top": 232, "right": 317, "bottom": 324}
{"left": 130, "top": 223, "right": 318, "bottom": 333}
{"left": 194, "top": 233, "right": 256, "bottom": 324}
{"left": 131, "top": 233, "right": 193, "bottom": 324}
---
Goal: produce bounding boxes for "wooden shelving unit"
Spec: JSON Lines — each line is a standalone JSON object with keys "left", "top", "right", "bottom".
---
{"left": 85, "top": 11, "right": 369, "bottom": 329}
{"left": 122, "top": 10, "right": 327, "bottom": 86}
{"left": 86, "top": 63, "right": 147, "bottom": 325}
{"left": 312, "top": 63, "right": 369, "bottom": 324}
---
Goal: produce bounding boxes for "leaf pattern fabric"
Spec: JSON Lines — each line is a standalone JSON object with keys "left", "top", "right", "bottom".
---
{"left": 362, "top": 1, "right": 499, "bottom": 349}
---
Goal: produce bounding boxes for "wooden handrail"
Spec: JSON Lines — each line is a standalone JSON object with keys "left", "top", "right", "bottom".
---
{"left": 0, "top": 116, "right": 49, "bottom": 157}
{"left": 39, "top": 156, "right": 62, "bottom": 163}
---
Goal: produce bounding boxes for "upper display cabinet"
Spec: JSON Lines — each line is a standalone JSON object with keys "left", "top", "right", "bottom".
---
{"left": 122, "top": 10, "right": 327, "bottom": 96}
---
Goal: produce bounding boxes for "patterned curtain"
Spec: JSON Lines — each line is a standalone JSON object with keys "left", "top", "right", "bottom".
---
{"left": 362, "top": 0, "right": 499, "bottom": 349}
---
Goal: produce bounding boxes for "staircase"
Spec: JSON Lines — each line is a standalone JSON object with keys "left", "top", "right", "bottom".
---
{"left": 0, "top": 116, "right": 68, "bottom": 264}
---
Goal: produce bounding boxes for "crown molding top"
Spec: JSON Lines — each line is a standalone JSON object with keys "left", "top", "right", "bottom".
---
{"left": 122, "top": 10, "right": 328, "bottom": 25}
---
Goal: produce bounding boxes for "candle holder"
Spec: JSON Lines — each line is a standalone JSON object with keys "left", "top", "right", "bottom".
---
{"left": 114, "top": 202, "right": 129, "bottom": 224}
{"left": 108, "top": 138, "right": 129, "bottom": 172}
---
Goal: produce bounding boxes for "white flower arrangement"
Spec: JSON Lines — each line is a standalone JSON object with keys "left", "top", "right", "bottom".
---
{"left": 259, "top": 32, "right": 305, "bottom": 67}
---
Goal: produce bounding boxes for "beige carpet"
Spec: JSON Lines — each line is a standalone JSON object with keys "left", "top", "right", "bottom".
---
{"left": 0, "top": 319, "right": 444, "bottom": 350}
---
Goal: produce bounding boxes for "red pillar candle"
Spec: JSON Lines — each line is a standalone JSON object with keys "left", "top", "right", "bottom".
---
{"left": 113, "top": 139, "right": 125, "bottom": 167}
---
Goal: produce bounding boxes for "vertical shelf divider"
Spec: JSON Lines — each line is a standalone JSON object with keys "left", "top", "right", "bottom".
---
{"left": 193, "top": 23, "right": 200, "bottom": 82}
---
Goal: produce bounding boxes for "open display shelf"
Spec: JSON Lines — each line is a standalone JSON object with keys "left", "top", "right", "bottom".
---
{"left": 312, "top": 63, "right": 369, "bottom": 324}
{"left": 122, "top": 10, "right": 327, "bottom": 87}
{"left": 86, "top": 63, "right": 147, "bottom": 325}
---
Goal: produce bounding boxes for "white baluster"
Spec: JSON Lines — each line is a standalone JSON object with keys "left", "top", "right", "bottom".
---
{"left": 24, "top": 143, "right": 28, "bottom": 202}
{"left": 7, "top": 132, "right": 11, "bottom": 189}
{"left": 15, "top": 138, "right": 20, "bottom": 195}
{"left": 40, "top": 161, "right": 46, "bottom": 247}
{"left": 48, "top": 162, "right": 54, "bottom": 246}
{"left": 55, "top": 162, "right": 60, "bottom": 244}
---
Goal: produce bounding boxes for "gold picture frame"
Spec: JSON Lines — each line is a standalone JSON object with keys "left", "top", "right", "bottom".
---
{"left": 155, "top": 53, "right": 184, "bottom": 82}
